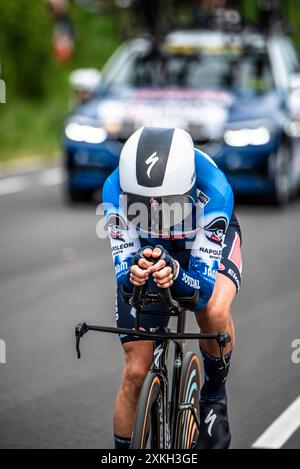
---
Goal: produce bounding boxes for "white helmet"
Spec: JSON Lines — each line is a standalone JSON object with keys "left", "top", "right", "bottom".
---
{"left": 119, "top": 127, "right": 197, "bottom": 237}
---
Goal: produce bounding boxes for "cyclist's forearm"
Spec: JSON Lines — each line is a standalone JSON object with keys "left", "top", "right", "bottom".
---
{"left": 117, "top": 270, "right": 133, "bottom": 292}
{"left": 172, "top": 263, "right": 214, "bottom": 306}
{"left": 172, "top": 265, "right": 201, "bottom": 296}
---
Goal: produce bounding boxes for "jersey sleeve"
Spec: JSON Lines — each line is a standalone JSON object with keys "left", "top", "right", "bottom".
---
{"left": 102, "top": 169, "right": 141, "bottom": 291}
{"left": 172, "top": 149, "right": 234, "bottom": 309}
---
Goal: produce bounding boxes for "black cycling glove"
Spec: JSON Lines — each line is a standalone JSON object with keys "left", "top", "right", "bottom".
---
{"left": 154, "top": 245, "right": 175, "bottom": 274}
{"left": 130, "top": 245, "right": 175, "bottom": 273}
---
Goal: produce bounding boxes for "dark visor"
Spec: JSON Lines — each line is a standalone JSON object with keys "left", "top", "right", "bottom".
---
{"left": 120, "top": 186, "right": 197, "bottom": 236}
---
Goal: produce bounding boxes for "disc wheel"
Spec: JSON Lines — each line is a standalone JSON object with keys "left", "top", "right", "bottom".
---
{"left": 130, "top": 373, "right": 165, "bottom": 449}
{"left": 175, "top": 352, "right": 202, "bottom": 449}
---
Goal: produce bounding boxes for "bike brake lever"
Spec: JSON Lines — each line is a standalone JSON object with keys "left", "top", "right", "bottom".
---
{"left": 75, "top": 322, "right": 89, "bottom": 359}
{"left": 217, "top": 332, "right": 231, "bottom": 368}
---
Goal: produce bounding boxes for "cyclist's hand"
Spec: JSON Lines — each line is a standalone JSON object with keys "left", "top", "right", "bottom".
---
{"left": 138, "top": 247, "right": 155, "bottom": 269}
{"left": 148, "top": 247, "right": 178, "bottom": 289}
{"left": 130, "top": 248, "right": 153, "bottom": 286}
{"left": 153, "top": 265, "right": 174, "bottom": 288}
{"left": 147, "top": 246, "right": 166, "bottom": 273}
{"left": 130, "top": 265, "right": 149, "bottom": 286}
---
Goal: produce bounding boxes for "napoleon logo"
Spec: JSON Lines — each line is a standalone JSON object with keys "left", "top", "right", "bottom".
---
{"left": 107, "top": 213, "right": 127, "bottom": 242}
{"left": 145, "top": 152, "right": 159, "bottom": 179}
{"left": 205, "top": 217, "right": 227, "bottom": 246}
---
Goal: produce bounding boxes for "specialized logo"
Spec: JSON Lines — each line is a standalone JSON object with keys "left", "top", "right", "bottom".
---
{"left": 205, "top": 409, "right": 217, "bottom": 437}
{"left": 154, "top": 344, "right": 164, "bottom": 367}
{"left": 107, "top": 213, "right": 127, "bottom": 242}
{"left": 174, "top": 358, "right": 182, "bottom": 368}
{"left": 204, "top": 217, "right": 227, "bottom": 246}
{"left": 145, "top": 151, "right": 159, "bottom": 179}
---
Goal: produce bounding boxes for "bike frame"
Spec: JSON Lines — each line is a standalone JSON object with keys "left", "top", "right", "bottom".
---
{"left": 75, "top": 287, "right": 231, "bottom": 449}
{"left": 141, "top": 306, "right": 187, "bottom": 448}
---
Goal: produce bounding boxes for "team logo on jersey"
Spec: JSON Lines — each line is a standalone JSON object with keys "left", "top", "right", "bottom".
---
{"left": 107, "top": 213, "right": 127, "bottom": 242}
{"left": 204, "top": 217, "right": 227, "bottom": 246}
{"left": 197, "top": 190, "right": 210, "bottom": 208}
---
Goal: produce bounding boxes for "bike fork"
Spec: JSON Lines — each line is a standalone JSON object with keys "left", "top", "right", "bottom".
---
{"left": 159, "top": 373, "right": 170, "bottom": 449}
{"left": 178, "top": 403, "right": 201, "bottom": 432}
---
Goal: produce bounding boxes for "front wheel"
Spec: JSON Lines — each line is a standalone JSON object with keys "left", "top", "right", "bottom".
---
{"left": 175, "top": 352, "right": 202, "bottom": 449}
{"left": 130, "top": 373, "right": 165, "bottom": 449}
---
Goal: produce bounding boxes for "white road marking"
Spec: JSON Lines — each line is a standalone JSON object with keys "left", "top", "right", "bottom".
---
{"left": 0, "top": 167, "right": 65, "bottom": 196}
{"left": 38, "top": 168, "right": 65, "bottom": 186}
{"left": 252, "top": 395, "right": 300, "bottom": 449}
{"left": 0, "top": 176, "right": 29, "bottom": 196}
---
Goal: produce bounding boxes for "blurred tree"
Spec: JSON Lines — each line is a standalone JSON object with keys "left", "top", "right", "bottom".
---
{"left": 0, "top": 1, "right": 52, "bottom": 100}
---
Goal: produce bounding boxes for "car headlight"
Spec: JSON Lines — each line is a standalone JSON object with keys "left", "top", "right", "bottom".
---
{"left": 224, "top": 126, "right": 271, "bottom": 147}
{"left": 103, "top": 121, "right": 123, "bottom": 134}
{"left": 65, "top": 122, "right": 107, "bottom": 144}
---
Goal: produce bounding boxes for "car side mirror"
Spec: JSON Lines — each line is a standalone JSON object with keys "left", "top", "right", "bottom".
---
{"left": 289, "top": 74, "right": 300, "bottom": 93}
{"left": 69, "top": 68, "right": 102, "bottom": 103}
{"left": 288, "top": 74, "right": 300, "bottom": 117}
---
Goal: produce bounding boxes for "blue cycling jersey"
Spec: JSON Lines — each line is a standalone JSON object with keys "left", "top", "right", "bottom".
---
{"left": 102, "top": 148, "right": 234, "bottom": 309}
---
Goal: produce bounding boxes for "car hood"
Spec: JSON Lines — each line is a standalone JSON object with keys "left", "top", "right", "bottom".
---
{"left": 74, "top": 87, "right": 282, "bottom": 140}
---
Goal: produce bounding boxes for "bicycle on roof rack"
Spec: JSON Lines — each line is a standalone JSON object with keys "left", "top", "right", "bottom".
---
{"left": 75, "top": 274, "right": 231, "bottom": 449}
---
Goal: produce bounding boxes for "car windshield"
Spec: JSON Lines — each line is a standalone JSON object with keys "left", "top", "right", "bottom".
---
{"left": 108, "top": 48, "right": 274, "bottom": 94}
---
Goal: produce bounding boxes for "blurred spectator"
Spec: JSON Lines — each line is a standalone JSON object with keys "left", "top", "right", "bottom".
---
{"left": 192, "top": 0, "right": 241, "bottom": 30}
{"left": 69, "top": 68, "right": 101, "bottom": 104}
{"left": 133, "top": 0, "right": 161, "bottom": 35}
{"left": 47, "top": 0, "right": 74, "bottom": 62}
{"left": 257, "top": 0, "right": 284, "bottom": 32}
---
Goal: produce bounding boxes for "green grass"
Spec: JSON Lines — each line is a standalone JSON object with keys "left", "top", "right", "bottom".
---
{"left": 0, "top": 95, "right": 66, "bottom": 162}
{"left": 0, "top": 7, "right": 121, "bottom": 163}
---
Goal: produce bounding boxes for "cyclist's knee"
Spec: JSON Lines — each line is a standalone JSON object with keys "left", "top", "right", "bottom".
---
{"left": 123, "top": 362, "right": 148, "bottom": 397}
{"left": 197, "top": 301, "right": 231, "bottom": 332}
{"left": 122, "top": 341, "right": 153, "bottom": 400}
{"left": 207, "top": 301, "right": 231, "bottom": 329}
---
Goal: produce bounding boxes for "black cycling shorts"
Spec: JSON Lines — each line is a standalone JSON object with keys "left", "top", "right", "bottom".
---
{"left": 116, "top": 213, "right": 242, "bottom": 344}
{"left": 218, "top": 214, "right": 242, "bottom": 292}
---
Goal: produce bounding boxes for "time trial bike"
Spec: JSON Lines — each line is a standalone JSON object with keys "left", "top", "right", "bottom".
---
{"left": 75, "top": 280, "right": 230, "bottom": 449}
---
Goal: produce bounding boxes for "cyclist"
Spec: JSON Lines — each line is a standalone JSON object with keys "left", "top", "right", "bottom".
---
{"left": 102, "top": 127, "right": 242, "bottom": 449}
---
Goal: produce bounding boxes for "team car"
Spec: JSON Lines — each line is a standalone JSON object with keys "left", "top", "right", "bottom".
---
{"left": 63, "top": 29, "right": 300, "bottom": 203}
